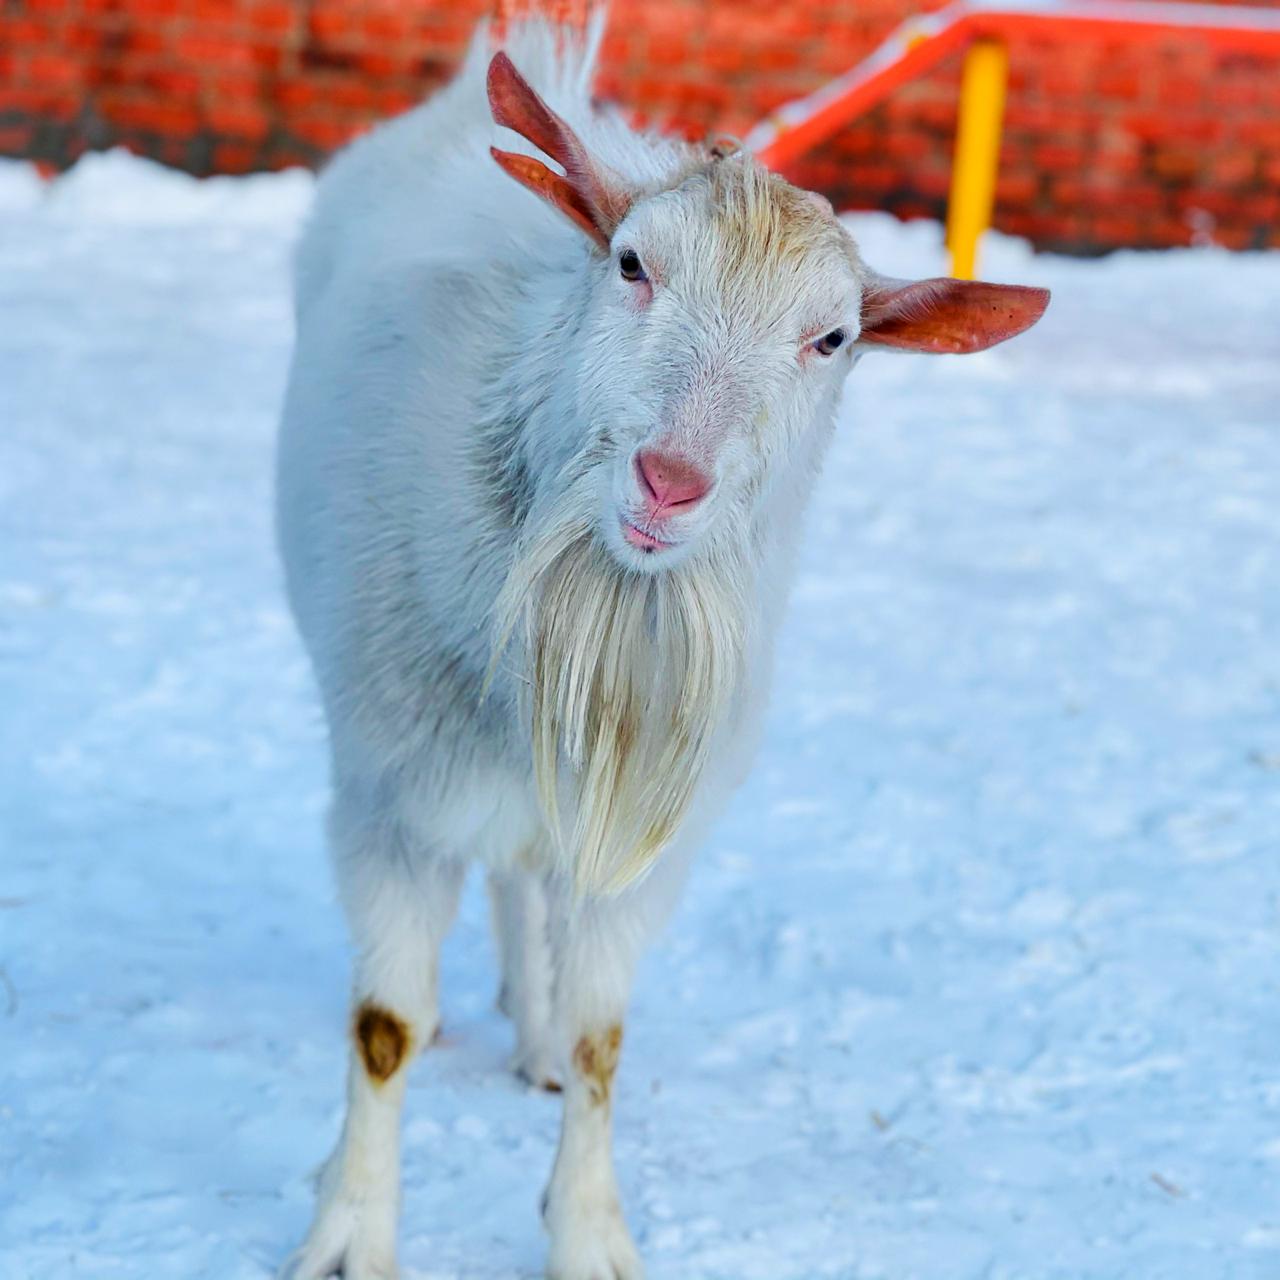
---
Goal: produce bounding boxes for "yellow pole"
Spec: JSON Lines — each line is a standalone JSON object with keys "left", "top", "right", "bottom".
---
{"left": 946, "top": 39, "right": 1008, "bottom": 280}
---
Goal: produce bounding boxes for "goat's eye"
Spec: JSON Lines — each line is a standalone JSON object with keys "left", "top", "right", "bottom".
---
{"left": 619, "top": 249, "right": 646, "bottom": 282}
{"left": 813, "top": 329, "right": 846, "bottom": 356}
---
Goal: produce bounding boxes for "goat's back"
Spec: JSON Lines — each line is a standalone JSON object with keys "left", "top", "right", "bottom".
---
{"left": 293, "top": 21, "right": 671, "bottom": 322}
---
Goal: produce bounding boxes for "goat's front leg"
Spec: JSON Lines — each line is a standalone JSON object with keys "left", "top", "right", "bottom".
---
{"left": 542, "top": 889, "right": 658, "bottom": 1280}
{"left": 285, "top": 829, "right": 466, "bottom": 1280}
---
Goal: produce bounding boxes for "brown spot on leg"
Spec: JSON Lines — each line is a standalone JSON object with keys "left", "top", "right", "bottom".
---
{"left": 572, "top": 1023, "right": 623, "bottom": 1107}
{"left": 354, "top": 1001, "right": 411, "bottom": 1084}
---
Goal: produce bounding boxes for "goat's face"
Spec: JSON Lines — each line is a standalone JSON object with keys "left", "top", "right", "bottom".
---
{"left": 573, "top": 160, "right": 862, "bottom": 573}
{"left": 487, "top": 51, "right": 1048, "bottom": 576}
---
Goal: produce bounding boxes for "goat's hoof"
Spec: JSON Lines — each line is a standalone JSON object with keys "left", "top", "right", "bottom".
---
{"left": 280, "top": 1198, "right": 398, "bottom": 1280}
{"left": 545, "top": 1201, "right": 643, "bottom": 1280}
{"left": 511, "top": 1044, "right": 562, "bottom": 1093}
{"left": 281, "top": 1241, "right": 397, "bottom": 1280}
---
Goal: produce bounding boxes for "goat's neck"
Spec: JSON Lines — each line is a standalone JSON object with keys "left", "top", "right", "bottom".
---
{"left": 499, "top": 252, "right": 596, "bottom": 504}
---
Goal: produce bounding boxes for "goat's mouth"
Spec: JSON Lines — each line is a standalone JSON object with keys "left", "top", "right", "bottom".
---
{"left": 619, "top": 517, "right": 677, "bottom": 553}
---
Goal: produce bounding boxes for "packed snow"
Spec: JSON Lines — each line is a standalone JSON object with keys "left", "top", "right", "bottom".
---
{"left": 1, "top": 149, "right": 1278, "bottom": 1280}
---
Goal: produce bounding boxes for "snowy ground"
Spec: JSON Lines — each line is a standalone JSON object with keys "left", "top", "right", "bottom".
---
{"left": 1, "top": 150, "right": 1278, "bottom": 1280}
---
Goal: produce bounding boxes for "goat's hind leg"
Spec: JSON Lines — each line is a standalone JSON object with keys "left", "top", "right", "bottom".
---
{"left": 285, "top": 819, "right": 466, "bottom": 1280}
{"left": 488, "top": 865, "right": 561, "bottom": 1091}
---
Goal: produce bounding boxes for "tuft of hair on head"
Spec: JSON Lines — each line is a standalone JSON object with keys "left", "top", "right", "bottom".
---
{"left": 689, "top": 155, "right": 855, "bottom": 293}
{"left": 489, "top": 463, "right": 750, "bottom": 897}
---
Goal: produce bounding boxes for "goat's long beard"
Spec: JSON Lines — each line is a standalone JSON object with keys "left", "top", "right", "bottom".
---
{"left": 491, "top": 474, "right": 749, "bottom": 896}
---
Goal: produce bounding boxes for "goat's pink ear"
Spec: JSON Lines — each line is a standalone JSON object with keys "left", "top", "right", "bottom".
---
{"left": 487, "top": 51, "right": 631, "bottom": 252}
{"left": 858, "top": 274, "right": 1050, "bottom": 354}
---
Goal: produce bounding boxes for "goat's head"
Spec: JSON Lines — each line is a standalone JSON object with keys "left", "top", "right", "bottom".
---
{"left": 488, "top": 51, "right": 1048, "bottom": 577}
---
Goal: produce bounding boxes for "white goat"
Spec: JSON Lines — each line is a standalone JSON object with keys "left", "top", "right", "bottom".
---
{"left": 276, "top": 19, "right": 1047, "bottom": 1280}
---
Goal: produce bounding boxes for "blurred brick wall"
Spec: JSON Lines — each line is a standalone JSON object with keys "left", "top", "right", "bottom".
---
{"left": 1, "top": 0, "right": 1277, "bottom": 252}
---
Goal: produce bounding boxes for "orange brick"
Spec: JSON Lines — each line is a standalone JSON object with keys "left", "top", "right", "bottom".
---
{"left": 1034, "top": 142, "right": 1089, "bottom": 171}
{"left": 0, "top": 83, "right": 77, "bottom": 116}
{"left": 291, "top": 112, "right": 357, "bottom": 150}
{"left": 1157, "top": 75, "right": 1206, "bottom": 110}
{"left": 363, "top": 9, "right": 414, "bottom": 43}
{"left": 1150, "top": 148, "right": 1202, "bottom": 182}
{"left": 126, "top": 0, "right": 184, "bottom": 15}
{"left": 174, "top": 32, "right": 260, "bottom": 69}
{"left": 212, "top": 139, "right": 259, "bottom": 172}
{"left": 275, "top": 79, "right": 319, "bottom": 110}
{"left": 309, "top": 7, "right": 359, "bottom": 44}
{"left": 27, "top": 51, "right": 83, "bottom": 88}
{"left": 0, "top": 16, "right": 50, "bottom": 46}
{"left": 104, "top": 94, "right": 202, "bottom": 136}
{"left": 1233, "top": 119, "right": 1280, "bottom": 148}
{"left": 190, "top": 0, "right": 240, "bottom": 17}
{"left": 1211, "top": 224, "right": 1257, "bottom": 250}
{"left": 1239, "top": 192, "right": 1280, "bottom": 224}
{"left": 0, "top": 123, "right": 34, "bottom": 153}
{"left": 996, "top": 171, "right": 1038, "bottom": 204}
{"left": 204, "top": 102, "right": 270, "bottom": 140}
{"left": 1092, "top": 213, "right": 1145, "bottom": 244}
{"left": 1096, "top": 68, "right": 1143, "bottom": 100}
{"left": 140, "top": 67, "right": 202, "bottom": 98}
{"left": 247, "top": 1, "right": 296, "bottom": 36}
{"left": 1209, "top": 150, "right": 1259, "bottom": 186}
{"left": 357, "top": 50, "right": 408, "bottom": 78}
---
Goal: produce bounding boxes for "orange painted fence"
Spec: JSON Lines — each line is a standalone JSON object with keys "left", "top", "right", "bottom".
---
{"left": 741, "top": 1, "right": 1280, "bottom": 273}
{"left": 751, "top": 1, "right": 1280, "bottom": 168}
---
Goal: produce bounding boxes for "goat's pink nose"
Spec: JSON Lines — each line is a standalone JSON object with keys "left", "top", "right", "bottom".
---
{"left": 635, "top": 449, "right": 712, "bottom": 511}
